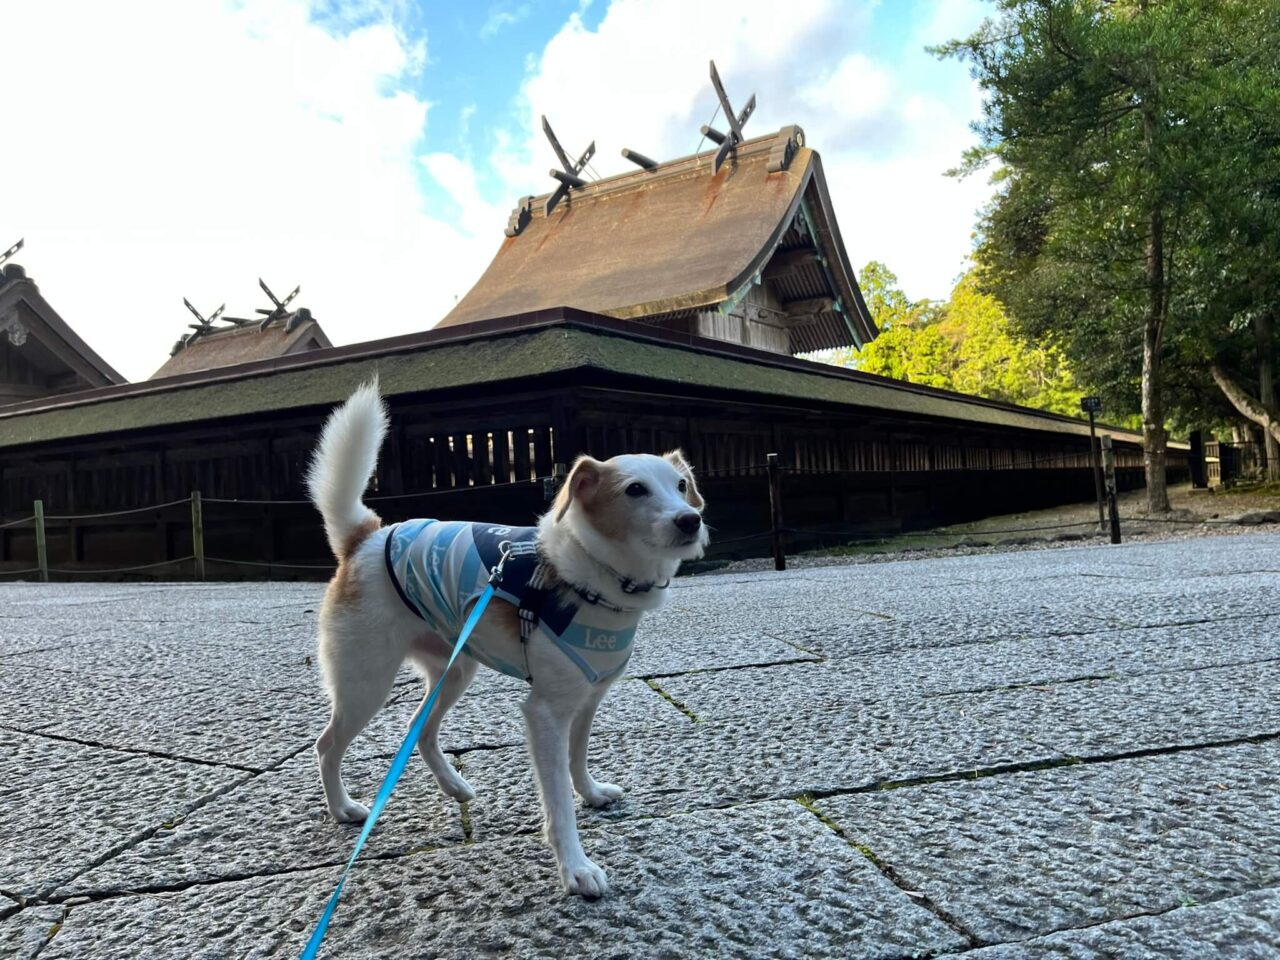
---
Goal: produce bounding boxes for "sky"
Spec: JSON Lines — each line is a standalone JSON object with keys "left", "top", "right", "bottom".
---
{"left": 0, "top": 0, "right": 995, "bottom": 382}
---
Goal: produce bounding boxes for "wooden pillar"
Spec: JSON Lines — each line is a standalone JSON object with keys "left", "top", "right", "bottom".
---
{"left": 191, "top": 491, "right": 206, "bottom": 581}
{"left": 767, "top": 453, "right": 786, "bottom": 572}
{"left": 34, "top": 499, "right": 48, "bottom": 583}
{"left": 1101, "top": 436, "right": 1121, "bottom": 544}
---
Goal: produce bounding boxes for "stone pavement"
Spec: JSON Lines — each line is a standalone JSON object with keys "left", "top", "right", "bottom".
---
{"left": 1, "top": 534, "right": 1278, "bottom": 959}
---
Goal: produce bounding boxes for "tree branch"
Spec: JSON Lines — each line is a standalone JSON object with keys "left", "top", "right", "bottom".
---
{"left": 1210, "top": 361, "right": 1280, "bottom": 444}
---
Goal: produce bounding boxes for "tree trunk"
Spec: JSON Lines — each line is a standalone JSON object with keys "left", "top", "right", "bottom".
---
{"left": 1258, "top": 313, "right": 1279, "bottom": 480}
{"left": 1210, "top": 361, "right": 1280, "bottom": 447}
{"left": 1141, "top": 100, "right": 1170, "bottom": 513}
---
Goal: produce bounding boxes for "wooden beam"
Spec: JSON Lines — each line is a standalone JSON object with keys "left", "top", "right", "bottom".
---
{"left": 762, "top": 249, "right": 820, "bottom": 280}
{"left": 784, "top": 296, "right": 836, "bottom": 317}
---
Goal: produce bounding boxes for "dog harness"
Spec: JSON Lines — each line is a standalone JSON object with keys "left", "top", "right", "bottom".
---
{"left": 384, "top": 519, "right": 641, "bottom": 683}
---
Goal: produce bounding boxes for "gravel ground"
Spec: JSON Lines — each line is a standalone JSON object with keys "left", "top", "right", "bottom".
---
{"left": 716, "top": 481, "right": 1280, "bottom": 573}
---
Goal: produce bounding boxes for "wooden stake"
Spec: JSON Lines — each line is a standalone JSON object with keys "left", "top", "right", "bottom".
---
{"left": 767, "top": 453, "right": 786, "bottom": 571}
{"left": 191, "top": 490, "right": 206, "bottom": 581}
{"left": 1101, "top": 437, "right": 1121, "bottom": 544}
{"left": 34, "top": 499, "right": 48, "bottom": 583}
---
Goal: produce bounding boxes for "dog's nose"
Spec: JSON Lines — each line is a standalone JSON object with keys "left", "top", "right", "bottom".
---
{"left": 674, "top": 512, "right": 702, "bottom": 536}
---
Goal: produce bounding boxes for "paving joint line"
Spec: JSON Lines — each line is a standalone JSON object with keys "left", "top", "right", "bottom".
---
{"left": 643, "top": 678, "right": 700, "bottom": 723}
{"left": 632, "top": 656, "right": 819, "bottom": 682}
{"left": 793, "top": 795, "right": 983, "bottom": 949}
{"left": 46, "top": 740, "right": 316, "bottom": 900}
{"left": 30, "top": 904, "right": 68, "bottom": 959}
{"left": 761, "top": 630, "right": 826, "bottom": 657}
{"left": 29, "top": 839, "right": 467, "bottom": 908}
{"left": 803, "top": 729, "right": 1280, "bottom": 799}
{"left": 933, "top": 883, "right": 1280, "bottom": 958}
{"left": 26, "top": 734, "right": 1279, "bottom": 912}
{"left": 4, "top": 726, "right": 266, "bottom": 774}
{"left": 924, "top": 674, "right": 1115, "bottom": 700}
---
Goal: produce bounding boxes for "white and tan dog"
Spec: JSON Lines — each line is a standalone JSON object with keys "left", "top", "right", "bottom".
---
{"left": 306, "top": 382, "right": 708, "bottom": 896}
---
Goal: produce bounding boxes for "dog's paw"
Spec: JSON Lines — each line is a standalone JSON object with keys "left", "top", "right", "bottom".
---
{"left": 437, "top": 771, "right": 476, "bottom": 803}
{"left": 560, "top": 858, "right": 609, "bottom": 899}
{"left": 329, "top": 799, "right": 371, "bottom": 823}
{"left": 580, "top": 780, "right": 624, "bottom": 808}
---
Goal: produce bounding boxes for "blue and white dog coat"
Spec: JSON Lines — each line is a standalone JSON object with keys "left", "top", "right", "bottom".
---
{"left": 384, "top": 519, "right": 639, "bottom": 684}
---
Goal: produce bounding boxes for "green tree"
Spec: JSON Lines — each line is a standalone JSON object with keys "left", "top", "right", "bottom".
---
{"left": 939, "top": 0, "right": 1280, "bottom": 501}
{"left": 824, "top": 262, "right": 1084, "bottom": 414}
{"left": 939, "top": 271, "right": 1084, "bottom": 416}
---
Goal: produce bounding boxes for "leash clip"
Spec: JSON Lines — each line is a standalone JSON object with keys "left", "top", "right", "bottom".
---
{"left": 489, "top": 540, "right": 513, "bottom": 585}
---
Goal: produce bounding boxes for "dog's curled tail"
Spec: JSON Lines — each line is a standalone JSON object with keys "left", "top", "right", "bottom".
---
{"left": 306, "top": 379, "right": 388, "bottom": 560}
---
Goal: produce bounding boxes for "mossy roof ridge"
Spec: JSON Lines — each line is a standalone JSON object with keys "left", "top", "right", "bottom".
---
{"left": 571, "top": 329, "right": 1148, "bottom": 443}
{"left": 0, "top": 328, "right": 589, "bottom": 449}
{"left": 0, "top": 321, "right": 1149, "bottom": 450}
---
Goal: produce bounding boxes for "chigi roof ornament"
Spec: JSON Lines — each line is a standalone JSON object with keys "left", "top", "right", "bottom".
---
{"left": 702, "top": 61, "right": 756, "bottom": 174}
{"left": 541, "top": 115, "right": 596, "bottom": 217}
{"left": 0, "top": 238, "right": 23, "bottom": 270}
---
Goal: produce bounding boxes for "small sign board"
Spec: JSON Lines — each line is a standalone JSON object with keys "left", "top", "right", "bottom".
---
{"left": 1080, "top": 396, "right": 1103, "bottom": 414}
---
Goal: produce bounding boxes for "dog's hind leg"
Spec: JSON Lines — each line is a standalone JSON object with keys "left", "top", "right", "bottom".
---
{"left": 409, "top": 651, "right": 478, "bottom": 802}
{"left": 569, "top": 684, "right": 624, "bottom": 808}
{"left": 315, "top": 617, "right": 403, "bottom": 823}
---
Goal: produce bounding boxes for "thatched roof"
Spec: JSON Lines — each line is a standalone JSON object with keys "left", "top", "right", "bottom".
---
{"left": 0, "top": 309, "right": 1152, "bottom": 451}
{"left": 0, "top": 263, "right": 126, "bottom": 406}
{"left": 438, "top": 129, "right": 876, "bottom": 353}
{"left": 151, "top": 311, "right": 331, "bottom": 380}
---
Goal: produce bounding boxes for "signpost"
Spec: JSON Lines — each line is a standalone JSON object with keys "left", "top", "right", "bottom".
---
{"left": 1081, "top": 396, "right": 1105, "bottom": 533}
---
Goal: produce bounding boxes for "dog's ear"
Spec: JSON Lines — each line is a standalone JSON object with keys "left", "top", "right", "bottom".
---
{"left": 554, "top": 455, "right": 604, "bottom": 522}
{"left": 663, "top": 449, "right": 705, "bottom": 510}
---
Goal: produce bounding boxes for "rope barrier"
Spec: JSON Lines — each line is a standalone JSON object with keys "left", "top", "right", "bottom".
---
{"left": 204, "top": 556, "right": 336, "bottom": 570}
{"left": 0, "top": 515, "right": 35, "bottom": 530}
{"left": 704, "top": 531, "right": 773, "bottom": 547}
{"left": 43, "top": 498, "right": 193, "bottom": 521}
{"left": 202, "top": 497, "right": 310, "bottom": 506}
{"left": 0, "top": 567, "right": 43, "bottom": 577}
{"left": 46, "top": 556, "right": 195, "bottom": 575}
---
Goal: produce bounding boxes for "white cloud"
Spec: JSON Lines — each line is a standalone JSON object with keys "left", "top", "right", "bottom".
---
{"left": 0, "top": 0, "right": 997, "bottom": 382}
{"left": 474, "top": 0, "right": 995, "bottom": 304}
{"left": 0, "top": 0, "right": 499, "bottom": 380}
{"left": 480, "top": 3, "right": 534, "bottom": 41}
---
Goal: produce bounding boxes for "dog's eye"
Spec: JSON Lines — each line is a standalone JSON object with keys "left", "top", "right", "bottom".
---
{"left": 624, "top": 482, "right": 649, "bottom": 498}
{"left": 678, "top": 479, "right": 688, "bottom": 493}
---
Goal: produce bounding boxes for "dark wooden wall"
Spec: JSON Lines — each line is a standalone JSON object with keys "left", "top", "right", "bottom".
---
{"left": 0, "top": 379, "right": 1182, "bottom": 579}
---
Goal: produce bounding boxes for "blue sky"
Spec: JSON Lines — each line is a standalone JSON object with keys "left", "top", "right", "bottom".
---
{"left": 1, "top": 0, "right": 993, "bottom": 380}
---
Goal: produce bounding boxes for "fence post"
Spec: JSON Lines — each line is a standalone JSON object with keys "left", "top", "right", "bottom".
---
{"left": 544, "top": 463, "right": 567, "bottom": 504}
{"left": 34, "top": 499, "right": 48, "bottom": 583}
{"left": 1100, "top": 437, "right": 1121, "bottom": 544}
{"left": 191, "top": 490, "right": 206, "bottom": 581}
{"left": 766, "top": 453, "right": 786, "bottom": 571}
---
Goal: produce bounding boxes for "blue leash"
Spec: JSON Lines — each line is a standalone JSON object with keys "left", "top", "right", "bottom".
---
{"left": 301, "top": 574, "right": 501, "bottom": 959}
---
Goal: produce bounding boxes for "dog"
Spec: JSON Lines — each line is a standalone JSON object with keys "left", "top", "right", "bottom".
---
{"left": 306, "top": 381, "right": 708, "bottom": 897}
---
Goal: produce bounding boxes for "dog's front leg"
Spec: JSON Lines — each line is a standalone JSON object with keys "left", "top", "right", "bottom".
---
{"left": 570, "top": 685, "right": 624, "bottom": 808}
{"left": 522, "top": 693, "right": 609, "bottom": 897}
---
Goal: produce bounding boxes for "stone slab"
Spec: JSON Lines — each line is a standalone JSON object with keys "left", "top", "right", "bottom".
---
{"left": 353, "top": 676, "right": 692, "bottom": 760}
{"left": 41, "top": 803, "right": 965, "bottom": 960}
{"left": 958, "top": 660, "right": 1280, "bottom": 759}
{"left": 948, "top": 886, "right": 1280, "bottom": 959}
{"left": 626, "top": 628, "right": 818, "bottom": 677}
{"left": 8, "top": 630, "right": 328, "bottom": 693}
{"left": 0, "top": 905, "right": 63, "bottom": 960}
{"left": 0, "top": 663, "right": 207, "bottom": 735}
{"left": 786, "top": 607, "right": 1124, "bottom": 661}
{"left": 0, "top": 728, "right": 246, "bottom": 898}
{"left": 658, "top": 618, "right": 1280, "bottom": 721}
{"left": 817, "top": 740, "right": 1280, "bottom": 944}
{"left": 461, "top": 696, "right": 1048, "bottom": 840}
{"left": 38, "top": 682, "right": 334, "bottom": 771}
{"left": 63, "top": 750, "right": 466, "bottom": 896}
